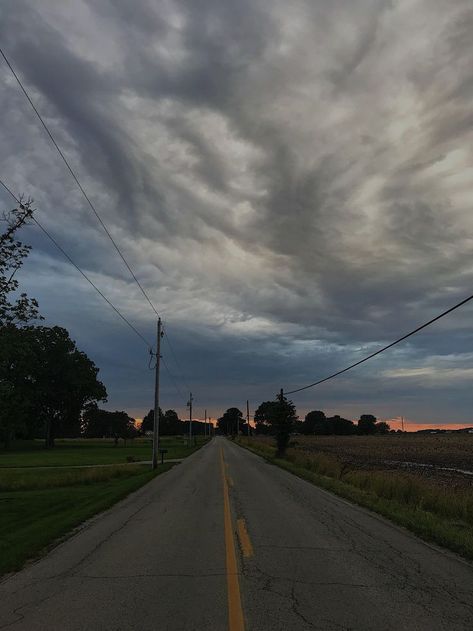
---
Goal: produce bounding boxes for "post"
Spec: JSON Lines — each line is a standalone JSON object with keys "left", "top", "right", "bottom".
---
{"left": 204, "top": 409, "right": 207, "bottom": 437}
{"left": 152, "top": 318, "right": 163, "bottom": 470}
{"left": 188, "top": 392, "right": 193, "bottom": 445}
{"left": 247, "top": 400, "right": 250, "bottom": 436}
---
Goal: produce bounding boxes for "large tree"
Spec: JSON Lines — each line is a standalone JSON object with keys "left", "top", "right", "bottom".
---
{"left": 358, "top": 414, "right": 377, "bottom": 435}
{"left": 0, "top": 326, "right": 38, "bottom": 447}
{"left": 162, "top": 409, "right": 182, "bottom": 435}
{"left": 253, "top": 401, "right": 275, "bottom": 435}
{"left": 326, "top": 415, "right": 356, "bottom": 435}
{"left": 0, "top": 200, "right": 43, "bottom": 447}
{"left": 217, "top": 408, "right": 243, "bottom": 436}
{"left": 254, "top": 395, "right": 298, "bottom": 457}
{"left": 302, "top": 410, "right": 326, "bottom": 435}
{"left": 29, "top": 326, "right": 107, "bottom": 447}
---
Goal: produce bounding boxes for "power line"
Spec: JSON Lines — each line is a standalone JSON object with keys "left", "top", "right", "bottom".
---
{"left": 161, "top": 355, "right": 186, "bottom": 400}
{"left": 0, "top": 46, "right": 160, "bottom": 319}
{"left": 285, "top": 292, "right": 473, "bottom": 395}
{"left": 163, "top": 326, "right": 191, "bottom": 392}
{"left": 0, "top": 177, "right": 152, "bottom": 349}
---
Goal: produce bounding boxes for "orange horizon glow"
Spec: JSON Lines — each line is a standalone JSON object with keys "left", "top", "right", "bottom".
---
{"left": 383, "top": 419, "right": 473, "bottom": 432}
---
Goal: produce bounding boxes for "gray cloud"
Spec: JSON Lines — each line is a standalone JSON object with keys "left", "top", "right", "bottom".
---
{"left": 1, "top": 0, "right": 473, "bottom": 424}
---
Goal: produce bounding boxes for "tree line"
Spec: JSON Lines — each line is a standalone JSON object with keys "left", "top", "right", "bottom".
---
{"left": 218, "top": 400, "right": 391, "bottom": 457}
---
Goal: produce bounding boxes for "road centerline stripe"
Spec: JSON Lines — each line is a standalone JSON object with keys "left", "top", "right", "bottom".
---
{"left": 220, "top": 447, "right": 245, "bottom": 631}
{"left": 237, "top": 519, "right": 254, "bottom": 559}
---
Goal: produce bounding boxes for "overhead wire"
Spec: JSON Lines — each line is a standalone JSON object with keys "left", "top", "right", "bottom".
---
{"left": 0, "top": 46, "right": 160, "bottom": 319}
{"left": 0, "top": 177, "right": 152, "bottom": 349}
{"left": 285, "top": 292, "right": 473, "bottom": 395}
{"left": 1, "top": 47, "right": 194, "bottom": 398}
{"left": 161, "top": 355, "right": 186, "bottom": 400}
{"left": 162, "top": 326, "right": 191, "bottom": 393}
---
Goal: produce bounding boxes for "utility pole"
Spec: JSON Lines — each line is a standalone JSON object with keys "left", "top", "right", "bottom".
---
{"left": 151, "top": 318, "right": 163, "bottom": 470}
{"left": 246, "top": 400, "right": 250, "bottom": 436}
{"left": 401, "top": 416, "right": 404, "bottom": 432}
{"left": 204, "top": 409, "right": 207, "bottom": 437}
{"left": 187, "top": 392, "right": 193, "bottom": 445}
{"left": 279, "top": 388, "right": 284, "bottom": 403}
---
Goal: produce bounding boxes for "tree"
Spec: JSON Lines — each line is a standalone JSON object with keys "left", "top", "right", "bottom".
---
{"left": 82, "top": 406, "right": 111, "bottom": 438}
{"left": 326, "top": 415, "right": 356, "bottom": 435}
{"left": 0, "top": 325, "right": 39, "bottom": 447}
{"left": 217, "top": 408, "right": 243, "bottom": 436}
{"left": 162, "top": 409, "right": 182, "bottom": 435}
{"left": 0, "top": 200, "right": 42, "bottom": 447}
{"left": 29, "top": 326, "right": 107, "bottom": 447}
{"left": 375, "top": 421, "right": 391, "bottom": 434}
{"left": 0, "top": 199, "right": 41, "bottom": 326}
{"left": 255, "top": 395, "right": 298, "bottom": 457}
{"left": 358, "top": 414, "right": 377, "bottom": 435}
{"left": 254, "top": 401, "right": 275, "bottom": 435}
{"left": 83, "top": 407, "right": 136, "bottom": 443}
{"left": 303, "top": 410, "right": 326, "bottom": 435}
{"left": 140, "top": 409, "right": 155, "bottom": 434}
{"left": 109, "top": 411, "right": 137, "bottom": 445}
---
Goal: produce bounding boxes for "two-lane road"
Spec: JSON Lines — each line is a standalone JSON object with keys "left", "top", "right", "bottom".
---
{"left": 1, "top": 437, "right": 473, "bottom": 630}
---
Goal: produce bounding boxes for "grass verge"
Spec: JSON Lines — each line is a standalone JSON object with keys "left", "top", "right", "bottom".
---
{"left": 0, "top": 464, "right": 173, "bottom": 576}
{"left": 0, "top": 436, "right": 210, "bottom": 468}
{"left": 238, "top": 438, "right": 473, "bottom": 560}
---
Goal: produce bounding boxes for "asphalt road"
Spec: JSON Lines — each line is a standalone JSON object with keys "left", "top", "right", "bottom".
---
{"left": 1, "top": 437, "right": 473, "bottom": 630}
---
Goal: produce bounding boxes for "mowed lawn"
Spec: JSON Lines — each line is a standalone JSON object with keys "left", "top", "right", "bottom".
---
{"left": 0, "top": 436, "right": 208, "bottom": 468}
{"left": 0, "top": 437, "right": 210, "bottom": 576}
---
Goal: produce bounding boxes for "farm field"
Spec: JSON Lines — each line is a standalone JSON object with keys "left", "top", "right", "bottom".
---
{"left": 290, "top": 434, "right": 473, "bottom": 488}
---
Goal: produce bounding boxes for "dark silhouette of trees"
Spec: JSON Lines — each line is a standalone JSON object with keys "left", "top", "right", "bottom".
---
{"left": 140, "top": 408, "right": 161, "bottom": 435}
{"left": 302, "top": 410, "right": 326, "bottom": 434}
{"left": 162, "top": 409, "right": 181, "bottom": 435}
{"left": 82, "top": 407, "right": 137, "bottom": 443}
{"left": 254, "top": 395, "right": 298, "bottom": 457}
{"left": 217, "top": 408, "right": 243, "bottom": 435}
{"left": 1, "top": 199, "right": 43, "bottom": 447}
{"left": 254, "top": 401, "right": 275, "bottom": 434}
{"left": 375, "top": 421, "right": 391, "bottom": 434}
{"left": 327, "top": 415, "right": 356, "bottom": 435}
{"left": 140, "top": 409, "right": 184, "bottom": 436}
{"left": 30, "top": 326, "right": 107, "bottom": 447}
{"left": 1, "top": 326, "right": 107, "bottom": 448}
{"left": 357, "top": 414, "right": 377, "bottom": 435}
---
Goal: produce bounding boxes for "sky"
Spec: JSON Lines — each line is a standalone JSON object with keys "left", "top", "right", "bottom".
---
{"left": 1, "top": 0, "right": 473, "bottom": 427}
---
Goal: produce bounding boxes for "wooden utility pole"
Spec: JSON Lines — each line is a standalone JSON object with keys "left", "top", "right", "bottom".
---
{"left": 204, "top": 408, "right": 207, "bottom": 437}
{"left": 152, "top": 318, "right": 163, "bottom": 470}
{"left": 188, "top": 392, "right": 193, "bottom": 445}
{"left": 247, "top": 400, "right": 250, "bottom": 436}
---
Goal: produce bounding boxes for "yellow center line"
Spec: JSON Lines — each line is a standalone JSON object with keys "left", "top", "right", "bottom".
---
{"left": 220, "top": 447, "right": 245, "bottom": 631}
{"left": 237, "top": 519, "right": 254, "bottom": 559}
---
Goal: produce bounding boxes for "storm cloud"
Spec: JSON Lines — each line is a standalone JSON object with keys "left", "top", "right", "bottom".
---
{"left": 1, "top": 0, "right": 473, "bottom": 424}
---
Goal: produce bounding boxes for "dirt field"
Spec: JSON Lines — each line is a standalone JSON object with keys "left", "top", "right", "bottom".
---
{"left": 286, "top": 434, "right": 473, "bottom": 489}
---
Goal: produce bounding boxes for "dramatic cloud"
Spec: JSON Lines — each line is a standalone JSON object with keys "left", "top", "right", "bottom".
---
{"left": 1, "top": 0, "right": 473, "bottom": 424}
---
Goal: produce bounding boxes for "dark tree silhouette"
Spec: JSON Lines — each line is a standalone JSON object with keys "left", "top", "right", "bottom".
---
{"left": 217, "top": 408, "right": 243, "bottom": 436}
{"left": 358, "top": 414, "right": 377, "bottom": 435}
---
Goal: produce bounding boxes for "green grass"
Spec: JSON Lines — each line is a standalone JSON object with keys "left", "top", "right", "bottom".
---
{"left": 0, "top": 464, "right": 174, "bottom": 576}
{"left": 0, "top": 436, "right": 209, "bottom": 468}
{"left": 239, "top": 438, "right": 473, "bottom": 560}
